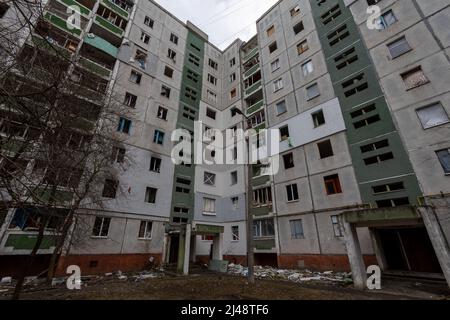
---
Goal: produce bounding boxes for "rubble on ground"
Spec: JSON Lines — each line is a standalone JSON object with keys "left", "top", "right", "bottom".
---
{"left": 227, "top": 264, "right": 353, "bottom": 284}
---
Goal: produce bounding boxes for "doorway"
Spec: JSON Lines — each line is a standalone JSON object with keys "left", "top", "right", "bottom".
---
{"left": 168, "top": 234, "right": 180, "bottom": 264}
{"left": 378, "top": 227, "right": 442, "bottom": 274}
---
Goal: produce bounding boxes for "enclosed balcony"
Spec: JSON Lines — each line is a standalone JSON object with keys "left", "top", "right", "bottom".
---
{"left": 71, "top": 67, "right": 109, "bottom": 102}
{"left": 79, "top": 41, "right": 116, "bottom": 78}
{"left": 33, "top": 21, "right": 80, "bottom": 57}
{"left": 244, "top": 70, "right": 262, "bottom": 97}
{"left": 101, "top": 0, "right": 134, "bottom": 19}
{"left": 53, "top": 0, "right": 93, "bottom": 17}
{"left": 245, "top": 90, "right": 264, "bottom": 115}
{"left": 94, "top": 4, "right": 128, "bottom": 38}
{"left": 44, "top": 0, "right": 90, "bottom": 38}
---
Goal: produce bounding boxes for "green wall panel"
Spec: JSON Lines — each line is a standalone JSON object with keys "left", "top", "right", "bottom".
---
{"left": 309, "top": 0, "right": 422, "bottom": 207}
{"left": 170, "top": 29, "right": 206, "bottom": 223}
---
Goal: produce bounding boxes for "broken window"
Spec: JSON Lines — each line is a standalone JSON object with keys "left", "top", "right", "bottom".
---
{"left": 269, "top": 42, "right": 278, "bottom": 54}
{"left": 145, "top": 187, "right": 157, "bottom": 203}
{"left": 324, "top": 174, "right": 342, "bottom": 195}
{"left": 318, "top": 140, "right": 334, "bottom": 159}
{"left": 253, "top": 187, "right": 272, "bottom": 207}
{"left": 253, "top": 219, "right": 275, "bottom": 238}
{"left": 164, "top": 66, "right": 174, "bottom": 78}
{"left": 167, "top": 48, "right": 176, "bottom": 62}
{"left": 401, "top": 67, "right": 429, "bottom": 90}
{"left": 140, "top": 31, "right": 150, "bottom": 44}
{"left": 286, "top": 183, "right": 299, "bottom": 202}
{"left": 129, "top": 70, "right": 142, "bottom": 84}
{"left": 161, "top": 85, "right": 171, "bottom": 98}
{"left": 279, "top": 125, "right": 290, "bottom": 141}
{"left": 312, "top": 110, "right": 325, "bottom": 127}
{"left": 111, "top": 146, "right": 126, "bottom": 163}
{"left": 293, "top": 21, "right": 304, "bottom": 35}
{"left": 283, "top": 153, "right": 294, "bottom": 169}
{"left": 153, "top": 130, "right": 165, "bottom": 145}
{"left": 92, "top": 217, "right": 111, "bottom": 237}
{"left": 135, "top": 50, "right": 147, "bottom": 69}
{"left": 150, "top": 157, "right": 161, "bottom": 173}
{"left": 144, "top": 16, "right": 154, "bottom": 28}
{"left": 138, "top": 221, "right": 153, "bottom": 239}
{"left": 157, "top": 106, "right": 168, "bottom": 120}
{"left": 9, "top": 207, "right": 66, "bottom": 231}
{"left": 124, "top": 92, "right": 137, "bottom": 108}
{"left": 436, "top": 149, "right": 450, "bottom": 174}
{"left": 267, "top": 25, "right": 275, "bottom": 37}
{"left": 331, "top": 215, "right": 343, "bottom": 237}
{"left": 231, "top": 226, "right": 239, "bottom": 241}
{"left": 102, "top": 179, "right": 118, "bottom": 198}
{"left": 117, "top": 117, "right": 132, "bottom": 134}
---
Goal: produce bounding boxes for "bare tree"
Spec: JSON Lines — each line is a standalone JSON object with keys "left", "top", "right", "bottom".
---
{"left": 0, "top": 0, "right": 133, "bottom": 299}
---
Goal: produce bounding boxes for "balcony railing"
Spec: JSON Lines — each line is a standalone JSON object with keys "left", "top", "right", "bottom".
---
{"left": 78, "top": 56, "right": 112, "bottom": 78}
{"left": 30, "top": 35, "right": 73, "bottom": 59}
{"left": 44, "top": 11, "right": 82, "bottom": 38}
{"left": 246, "top": 99, "right": 264, "bottom": 115}
{"left": 94, "top": 15, "right": 125, "bottom": 37}
{"left": 56, "top": 0, "right": 91, "bottom": 17}
{"left": 101, "top": 0, "right": 130, "bottom": 19}
{"left": 244, "top": 63, "right": 260, "bottom": 79}
{"left": 245, "top": 80, "right": 262, "bottom": 97}
{"left": 243, "top": 47, "right": 258, "bottom": 63}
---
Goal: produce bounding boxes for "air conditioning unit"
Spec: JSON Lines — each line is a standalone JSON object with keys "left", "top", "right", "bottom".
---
{"left": 86, "top": 33, "right": 95, "bottom": 38}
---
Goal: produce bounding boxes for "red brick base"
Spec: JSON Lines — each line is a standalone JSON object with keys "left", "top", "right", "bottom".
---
{"left": 278, "top": 254, "right": 378, "bottom": 272}
{"left": 55, "top": 253, "right": 163, "bottom": 276}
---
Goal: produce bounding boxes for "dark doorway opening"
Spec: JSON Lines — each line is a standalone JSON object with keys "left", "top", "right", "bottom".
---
{"left": 378, "top": 227, "right": 442, "bottom": 274}
{"left": 168, "top": 234, "right": 180, "bottom": 264}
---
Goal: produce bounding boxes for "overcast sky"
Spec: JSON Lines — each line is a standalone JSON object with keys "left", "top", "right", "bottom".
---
{"left": 153, "top": 0, "right": 278, "bottom": 50}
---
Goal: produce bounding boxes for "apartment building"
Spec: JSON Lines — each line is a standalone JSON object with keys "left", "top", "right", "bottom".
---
{"left": 0, "top": 0, "right": 448, "bottom": 287}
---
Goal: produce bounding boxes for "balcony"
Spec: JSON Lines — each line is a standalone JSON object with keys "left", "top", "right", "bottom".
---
{"left": 30, "top": 35, "right": 73, "bottom": 59}
{"left": 56, "top": 0, "right": 91, "bottom": 17}
{"left": 243, "top": 47, "right": 258, "bottom": 63}
{"left": 83, "top": 34, "right": 118, "bottom": 57}
{"left": 94, "top": 14, "right": 125, "bottom": 37}
{"left": 101, "top": 0, "right": 131, "bottom": 19}
{"left": 244, "top": 63, "right": 260, "bottom": 79}
{"left": 78, "top": 56, "right": 112, "bottom": 78}
{"left": 246, "top": 99, "right": 264, "bottom": 115}
{"left": 44, "top": 11, "right": 82, "bottom": 38}
{"left": 245, "top": 80, "right": 262, "bottom": 97}
{"left": 3, "top": 233, "right": 57, "bottom": 251}
{"left": 252, "top": 174, "right": 270, "bottom": 186}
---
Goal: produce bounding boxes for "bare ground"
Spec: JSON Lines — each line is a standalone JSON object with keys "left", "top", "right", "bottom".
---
{"left": 2, "top": 272, "right": 449, "bottom": 300}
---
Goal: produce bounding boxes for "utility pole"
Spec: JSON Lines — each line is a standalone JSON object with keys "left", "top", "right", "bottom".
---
{"left": 233, "top": 108, "right": 255, "bottom": 284}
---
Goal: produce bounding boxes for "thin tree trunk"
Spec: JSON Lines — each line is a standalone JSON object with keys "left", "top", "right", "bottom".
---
{"left": 12, "top": 216, "right": 48, "bottom": 300}
{"left": 46, "top": 210, "right": 75, "bottom": 282}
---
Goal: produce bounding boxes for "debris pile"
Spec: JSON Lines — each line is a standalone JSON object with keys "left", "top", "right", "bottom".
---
{"left": 227, "top": 264, "right": 353, "bottom": 284}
